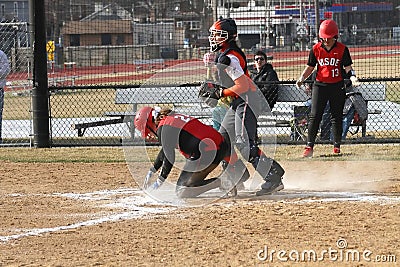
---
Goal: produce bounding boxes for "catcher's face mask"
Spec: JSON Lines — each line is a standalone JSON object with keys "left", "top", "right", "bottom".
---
{"left": 209, "top": 29, "right": 229, "bottom": 52}
{"left": 208, "top": 18, "right": 237, "bottom": 52}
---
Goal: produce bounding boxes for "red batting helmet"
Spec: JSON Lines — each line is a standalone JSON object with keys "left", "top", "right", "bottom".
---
{"left": 134, "top": 106, "right": 158, "bottom": 140}
{"left": 209, "top": 18, "right": 238, "bottom": 52}
{"left": 319, "top": 20, "right": 339, "bottom": 39}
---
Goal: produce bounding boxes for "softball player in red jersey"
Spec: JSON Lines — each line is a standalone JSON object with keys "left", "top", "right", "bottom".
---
{"left": 296, "top": 19, "right": 360, "bottom": 157}
{"left": 134, "top": 107, "right": 250, "bottom": 198}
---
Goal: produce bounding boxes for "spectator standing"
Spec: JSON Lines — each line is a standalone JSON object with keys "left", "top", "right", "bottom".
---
{"left": 0, "top": 49, "right": 10, "bottom": 143}
{"left": 296, "top": 19, "right": 359, "bottom": 157}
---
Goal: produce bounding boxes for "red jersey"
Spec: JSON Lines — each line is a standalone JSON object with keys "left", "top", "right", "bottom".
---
{"left": 157, "top": 113, "right": 224, "bottom": 157}
{"left": 308, "top": 41, "right": 352, "bottom": 84}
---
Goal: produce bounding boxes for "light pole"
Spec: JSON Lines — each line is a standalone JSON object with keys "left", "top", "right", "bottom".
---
{"left": 314, "top": 0, "right": 320, "bottom": 36}
{"left": 12, "top": 25, "right": 18, "bottom": 71}
{"left": 265, "top": 0, "right": 270, "bottom": 47}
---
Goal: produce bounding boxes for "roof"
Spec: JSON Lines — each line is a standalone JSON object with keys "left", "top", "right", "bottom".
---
{"left": 62, "top": 20, "right": 132, "bottom": 34}
{"left": 81, "top": 3, "right": 132, "bottom": 21}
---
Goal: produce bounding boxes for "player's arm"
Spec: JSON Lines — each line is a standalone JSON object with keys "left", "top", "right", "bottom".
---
{"left": 296, "top": 49, "right": 317, "bottom": 88}
{"left": 143, "top": 148, "right": 165, "bottom": 189}
{"left": 217, "top": 54, "right": 255, "bottom": 97}
{"left": 145, "top": 126, "right": 175, "bottom": 190}
{"left": 296, "top": 65, "right": 315, "bottom": 88}
{"left": 343, "top": 47, "right": 355, "bottom": 75}
{"left": 222, "top": 74, "right": 256, "bottom": 96}
{"left": 153, "top": 148, "right": 165, "bottom": 170}
{"left": 157, "top": 125, "right": 176, "bottom": 180}
{"left": 146, "top": 148, "right": 174, "bottom": 190}
{"left": 342, "top": 47, "right": 360, "bottom": 86}
{"left": 160, "top": 155, "right": 173, "bottom": 180}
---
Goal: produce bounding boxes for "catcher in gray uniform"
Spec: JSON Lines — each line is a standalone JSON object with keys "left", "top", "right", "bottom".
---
{"left": 199, "top": 18, "right": 285, "bottom": 196}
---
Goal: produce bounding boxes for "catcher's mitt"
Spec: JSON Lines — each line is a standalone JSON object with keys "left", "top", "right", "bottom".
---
{"left": 198, "top": 80, "right": 223, "bottom": 108}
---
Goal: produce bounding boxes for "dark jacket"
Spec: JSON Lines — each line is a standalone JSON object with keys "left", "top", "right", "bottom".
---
{"left": 251, "top": 63, "right": 279, "bottom": 109}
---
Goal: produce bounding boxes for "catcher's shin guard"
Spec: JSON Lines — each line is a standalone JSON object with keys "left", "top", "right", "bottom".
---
{"left": 251, "top": 155, "right": 284, "bottom": 182}
{"left": 223, "top": 159, "right": 250, "bottom": 184}
{"left": 233, "top": 159, "right": 250, "bottom": 183}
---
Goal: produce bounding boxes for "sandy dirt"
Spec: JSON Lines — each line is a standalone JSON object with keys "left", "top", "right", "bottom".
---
{"left": 0, "top": 160, "right": 399, "bottom": 266}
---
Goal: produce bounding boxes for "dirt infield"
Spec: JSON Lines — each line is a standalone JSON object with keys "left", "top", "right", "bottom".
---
{"left": 0, "top": 152, "right": 399, "bottom": 266}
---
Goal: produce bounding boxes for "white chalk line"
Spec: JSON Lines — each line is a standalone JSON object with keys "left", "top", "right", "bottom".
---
{"left": 0, "top": 189, "right": 173, "bottom": 243}
{"left": 1, "top": 188, "right": 399, "bottom": 243}
{"left": 269, "top": 190, "right": 400, "bottom": 204}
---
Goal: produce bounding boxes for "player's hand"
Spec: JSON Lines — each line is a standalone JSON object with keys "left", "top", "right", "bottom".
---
{"left": 296, "top": 76, "right": 304, "bottom": 88}
{"left": 143, "top": 167, "right": 156, "bottom": 189}
{"left": 150, "top": 176, "right": 165, "bottom": 190}
{"left": 199, "top": 81, "right": 222, "bottom": 100}
{"left": 350, "top": 76, "right": 361, "bottom": 87}
{"left": 198, "top": 81, "right": 223, "bottom": 107}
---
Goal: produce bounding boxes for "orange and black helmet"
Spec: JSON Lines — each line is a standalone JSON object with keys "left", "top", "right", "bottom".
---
{"left": 209, "top": 18, "right": 237, "bottom": 52}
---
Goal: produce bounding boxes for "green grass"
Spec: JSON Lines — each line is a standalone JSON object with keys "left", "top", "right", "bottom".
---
{"left": 0, "top": 147, "right": 126, "bottom": 163}
{"left": 1, "top": 144, "right": 398, "bottom": 163}
{"left": 275, "top": 144, "right": 400, "bottom": 161}
{"left": 386, "top": 83, "right": 400, "bottom": 103}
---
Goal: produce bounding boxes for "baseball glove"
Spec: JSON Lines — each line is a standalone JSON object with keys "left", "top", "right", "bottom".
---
{"left": 198, "top": 80, "right": 223, "bottom": 108}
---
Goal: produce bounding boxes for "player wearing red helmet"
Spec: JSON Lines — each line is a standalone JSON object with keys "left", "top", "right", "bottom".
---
{"left": 318, "top": 19, "right": 339, "bottom": 39}
{"left": 135, "top": 106, "right": 250, "bottom": 198}
{"left": 201, "top": 18, "right": 285, "bottom": 196}
{"left": 296, "top": 19, "right": 360, "bottom": 157}
{"left": 133, "top": 106, "right": 159, "bottom": 141}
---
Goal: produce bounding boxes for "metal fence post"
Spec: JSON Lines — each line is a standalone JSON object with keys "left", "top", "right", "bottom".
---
{"left": 31, "top": 0, "right": 50, "bottom": 148}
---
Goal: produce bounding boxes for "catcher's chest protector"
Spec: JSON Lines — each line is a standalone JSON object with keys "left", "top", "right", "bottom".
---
{"left": 216, "top": 48, "right": 247, "bottom": 88}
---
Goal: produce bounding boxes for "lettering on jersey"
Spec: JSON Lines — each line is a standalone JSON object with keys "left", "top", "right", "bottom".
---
{"left": 318, "top": 58, "right": 340, "bottom": 67}
{"left": 173, "top": 114, "right": 191, "bottom": 123}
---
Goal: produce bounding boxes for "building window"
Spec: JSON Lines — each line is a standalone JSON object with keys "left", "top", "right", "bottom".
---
{"left": 70, "top": 34, "right": 80, "bottom": 46}
{"left": 101, "top": 34, "right": 112, "bottom": 45}
{"left": 1, "top": 4, "right": 5, "bottom": 18}
{"left": 177, "top": 21, "right": 200, "bottom": 30}
{"left": 190, "top": 21, "right": 200, "bottom": 30}
{"left": 116, "top": 35, "right": 124, "bottom": 45}
{"left": 138, "top": 32, "right": 148, "bottom": 45}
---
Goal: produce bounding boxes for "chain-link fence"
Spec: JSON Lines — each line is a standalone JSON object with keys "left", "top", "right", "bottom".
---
{"left": 1, "top": 1, "right": 399, "bottom": 147}
{"left": 0, "top": 21, "right": 32, "bottom": 146}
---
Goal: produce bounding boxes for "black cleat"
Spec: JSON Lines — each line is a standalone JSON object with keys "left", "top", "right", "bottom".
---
{"left": 255, "top": 180, "right": 284, "bottom": 196}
